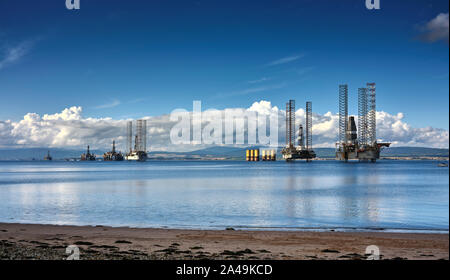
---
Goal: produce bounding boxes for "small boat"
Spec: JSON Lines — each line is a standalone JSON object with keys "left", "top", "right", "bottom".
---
{"left": 437, "top": 162, "right": 448, "bottom": 167}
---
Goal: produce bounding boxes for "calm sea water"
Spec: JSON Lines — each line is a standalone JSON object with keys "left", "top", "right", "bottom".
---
{"left": 0, "top": 160, "right": 448, "bottom": 232}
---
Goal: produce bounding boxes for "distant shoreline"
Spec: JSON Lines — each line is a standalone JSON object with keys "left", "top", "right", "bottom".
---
{"left": 0, "top": 147, "right": 448, "bottom": 162}
{"left": 0, "top": 157, "right": 448, "bottom": 162}
{"left": 0, "top": 223, "right": 448, "bottom": 260}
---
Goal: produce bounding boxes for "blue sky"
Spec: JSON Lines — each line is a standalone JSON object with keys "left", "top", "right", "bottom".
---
{"left": 0, "top": 0, "right": 448, "bottom": 129}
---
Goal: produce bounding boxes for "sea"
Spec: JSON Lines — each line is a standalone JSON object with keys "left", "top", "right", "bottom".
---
{"left": 0, "top": 160, "right": 448, "bottom": 233}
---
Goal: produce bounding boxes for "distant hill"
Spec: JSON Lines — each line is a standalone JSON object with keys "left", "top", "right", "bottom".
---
{"left": 380, "top": 147, "right": 449, "bottom": 157}
{"left": 0, "top": 146, "right": 447, "bottom": 161}
{"left": 172, "top": 147, "right": 449, "bottom": 159}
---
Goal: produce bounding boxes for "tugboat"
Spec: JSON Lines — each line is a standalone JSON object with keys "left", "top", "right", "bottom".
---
{"left": 44, "top": 150, "right": 52, "bottom": 161}
{"left": 80, "top": 145, "right": 96, "bottom": 161}
{"left": 103, "top": 140, "right": 124, "bottom": 161}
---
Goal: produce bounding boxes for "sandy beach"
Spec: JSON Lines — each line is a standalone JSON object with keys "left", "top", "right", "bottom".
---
{"left": 0, "top": 223, "right": 448, "bottom": 260}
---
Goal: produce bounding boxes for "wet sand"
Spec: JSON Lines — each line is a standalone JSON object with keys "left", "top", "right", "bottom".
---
{"left": 0, "top": 223, "right": 448, "bottom": 260}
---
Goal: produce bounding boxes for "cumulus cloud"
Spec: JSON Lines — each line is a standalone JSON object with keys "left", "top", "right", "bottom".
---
{"left": 8, "top": 107, "right": 126, "bottom": 148}
{"left": 419, "top": 13, "right": 449, "bottom": 44}
{"left": 0, "top": 102, "right": 448, "bottom": 151}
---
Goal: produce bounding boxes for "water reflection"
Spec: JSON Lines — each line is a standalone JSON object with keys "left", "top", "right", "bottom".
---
{"left": 0, "top": 161, "right": 448, "bottom": 231}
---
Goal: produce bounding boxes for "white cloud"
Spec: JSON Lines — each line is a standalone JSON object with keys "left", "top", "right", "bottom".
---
{"left": 94, "top": 99, "right": 121, "bottom": 109}
{"left": 248, "top": 100, "right": 280, "bottom": 115}
{"left": 248, "top": 77, "right": 270, "bottom": 84}
{"left": 0, "top": 102, "right": 448, "bottom": 151}
{"left": 217, "top": 83, "right": 287, "bottom": 98}
{"left": 266, "top": 54, "right": 304, "bottom": 66}
{"left": 0, "top": 40, "right": 33, "bottom": 70}
{"left": 419, "top": 13, "right": 449, "bottom": 44}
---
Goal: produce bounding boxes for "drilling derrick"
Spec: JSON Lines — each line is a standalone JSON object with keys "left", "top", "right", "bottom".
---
{"left": 126, "top": 121, "right": 132, "bottom": 154}
{"left": 367, "top": 83, "right": 377, "bottom": 145}
{"left": 336, "top": 83, "right": 390, "bottom": 162}
{"left": 306, "top": 101, "right": 312, "bottom": 151}
{"left": 358, "top": 88, "right": 368, "bottom": 147}
{"left": 339, "top": 85, "right": 348, "bottom": 146}
{"left": 285, "top": 100, "right": 295, "bottom": 148}
{"left": 281, "top": 100, "right": 316, "bottom": 161}
{"left": 136, "top": 119, "right": 147, "bottom": 152}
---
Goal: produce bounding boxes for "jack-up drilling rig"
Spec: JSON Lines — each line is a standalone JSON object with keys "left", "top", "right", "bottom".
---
{"left": 125, "top": 120, "right": 148, "bottom": 161}
{"left": 335, "top": 83, "right": 390, "bottom": 162}
{"left": 281, "top": 100, "right": 316, "bottom": 161}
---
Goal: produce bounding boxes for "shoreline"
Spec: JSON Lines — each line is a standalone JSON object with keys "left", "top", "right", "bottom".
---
{"left": 1, "top": 223, "right": 448, "bottom": 260}
{"left": 2, "top": 221, "right": 448, "bottom": 235}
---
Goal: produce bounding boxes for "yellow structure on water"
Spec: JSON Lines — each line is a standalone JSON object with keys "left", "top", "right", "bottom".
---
{"left": 246, "top": 149, "right": 260, "bottom": 161}
{"left": 246, "top": 149, "right": 276, "bottom": 161}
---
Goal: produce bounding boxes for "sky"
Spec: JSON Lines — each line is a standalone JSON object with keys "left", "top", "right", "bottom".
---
{"left": 0, "top": 0, "right": 448, "bottom": 150}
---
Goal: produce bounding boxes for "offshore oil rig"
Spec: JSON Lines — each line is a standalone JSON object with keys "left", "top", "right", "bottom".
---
{"left": 81, "top": 145, "right": 96, "bottom": 161}
{"left": 43, "top": 150, "right": 52, "bottom": 161}
{"left": 125, "top": 120, "right": 148, "bottom": 161}
{"left": 281, "top": 100, "right": 316, "bottom": 161}
{"left": 335, "top": 83, "right": 390, "bottom": 162}
{"left": 103, "top": 140, "right": 124, "bottom": 161}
